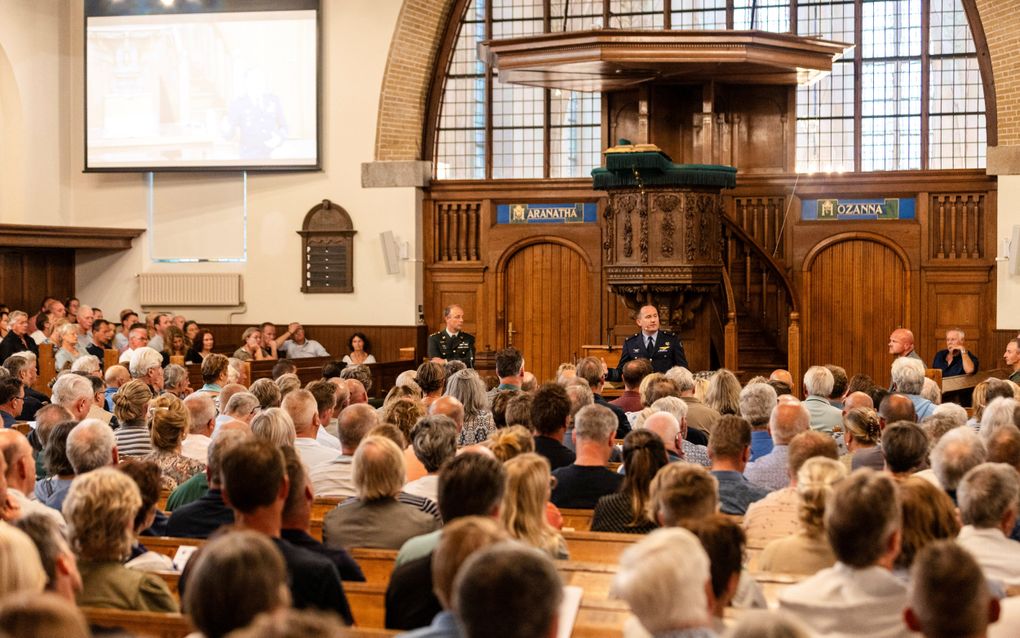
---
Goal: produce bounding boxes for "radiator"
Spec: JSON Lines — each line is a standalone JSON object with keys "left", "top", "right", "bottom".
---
{"left": 138, "top": 274, "right": 244, "bottom": 307}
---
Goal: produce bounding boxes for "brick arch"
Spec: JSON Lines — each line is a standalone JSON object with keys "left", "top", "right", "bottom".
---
{"left": 373, "top": 0, "right": 457, "bottom": 161}
{"left": 376, "top": 0, "right": 1016, "bottom": 160}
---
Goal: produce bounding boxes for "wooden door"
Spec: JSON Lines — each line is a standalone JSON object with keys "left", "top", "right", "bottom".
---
{"left": 805, "top": 238, "right": 909, "bottom": 387}
{"left": 0, "top": 249, "right": 75, "bottom": 313}
{"left": 504, "top": 242, "right": 590, "bottom": 384}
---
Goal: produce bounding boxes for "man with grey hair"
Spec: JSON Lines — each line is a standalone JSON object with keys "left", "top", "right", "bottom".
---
{"left": 644, "top": 397, "right": 710, "bottom": 467}
{"left": 740, "top": 382, "right": 778, "bottom": 461}
{"left": 802, "top": 365, "right": 843, "bottom": 434}
{"left": 218, "top": 390, "right": 260, "bottom": 433}
{"left": 744, "top": 400, "right": 811, "bottom": 491}
{"left": 403, "top": 415, "right": 457, "bottom": 503}
{"left": 283, "top": 389, "right": 338, "bottom": 469}
{"left": 666, "top": 366, "right": 720, "bottom": 435}
{"left": 987, "top": 424, "right": 1020, "bottom": 473}
{"left": 66, "top": 419, "right": 118, "bottom": 475}
{"left": 955, "top": 463, "right": 1020, "bottom": 586}
{"left": 50, "top": 373, "right": 94, "bottom": 421}
{"left": 612, "top": 527, "right": 715, "bottom": 636}
{"left": 70, "top": 355, "right": 101, "bottom": 378}
{"left": 779, "top": 469, "right": 908, "bottom": 637}
{"left": 4, "top": 354, "right": 46, "bottom": 421}
{"left": 930, "top": 426, "right": 987, "bottom": 501}
{"left": 551, "top": 404, "right": 622, "bottom": 508}
{"left": 163, "top": 363, "right": 191, "bottom": 398}
{"left": 182, "top": 392, "right": 216, "bottom": 464}
{"left": 562, "top": 378, "right": 593, "bottom": 453}
{"left": 980, "top": 397, "right": 1018, "bottom": 442}
{"left": 891, "top": 357, "right": 935, "bottom": 420}
{"left": 931, "top": 401, "right": 968, "bottom": 428}
{"left": 309, "top": 403, "right": 379, "bottom": 498}
{"left": 129, "top": 346, "right": 164, "bottom": 393}
{"left": 75, "top": 305, "right": 95, "bottom": 351}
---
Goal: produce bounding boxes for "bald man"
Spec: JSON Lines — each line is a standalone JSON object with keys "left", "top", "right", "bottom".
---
{"left": 889, "top": 328, "right": 923, "bottom": 362}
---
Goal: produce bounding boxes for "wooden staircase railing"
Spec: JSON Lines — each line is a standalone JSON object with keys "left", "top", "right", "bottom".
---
{"left": 720, "top": 215, "right": 800, "bottom": 385}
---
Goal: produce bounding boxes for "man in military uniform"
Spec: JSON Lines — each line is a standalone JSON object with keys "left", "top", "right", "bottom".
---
{"left": 428, "top": 304, "right": 475, "bottom": 368}
{"left": 607, "top": 305, "right": 687, "bottom": 382}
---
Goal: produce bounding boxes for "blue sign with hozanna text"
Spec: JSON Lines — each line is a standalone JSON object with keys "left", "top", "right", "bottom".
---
{"left": 496, "top": 203, "right": 598, "bottom": 224}
{"left": 801, "top": 198, "right": 916, "bottom": 221}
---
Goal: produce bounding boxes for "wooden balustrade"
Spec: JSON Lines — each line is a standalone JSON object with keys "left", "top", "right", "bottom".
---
{"left": 434, "top": 201, "right": 482, "bottom": 262}
{"left": 931, "top": 192, "right": 985, "bottom": 260}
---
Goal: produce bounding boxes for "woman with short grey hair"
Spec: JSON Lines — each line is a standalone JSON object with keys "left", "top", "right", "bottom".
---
{"left": 251, "top": 407, "right": 296, "bottom": 448}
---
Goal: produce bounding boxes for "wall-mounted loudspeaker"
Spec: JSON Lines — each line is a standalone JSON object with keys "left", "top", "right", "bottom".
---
{"left": 380, "top": 231, "right": 401, "bottom": 275}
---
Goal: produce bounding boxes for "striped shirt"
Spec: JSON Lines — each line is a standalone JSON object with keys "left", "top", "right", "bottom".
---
{"left": 340, "top": 491, "right": 440, "bottom": 520}
{"left": 115, "top": 423, "right": 152, "bottom": 458}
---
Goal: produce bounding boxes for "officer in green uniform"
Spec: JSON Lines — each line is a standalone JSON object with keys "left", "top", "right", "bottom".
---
{"left": 428, "top": 304, "right": 475, "bottom": 368}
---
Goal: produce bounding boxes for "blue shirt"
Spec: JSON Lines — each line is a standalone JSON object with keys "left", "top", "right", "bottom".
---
{"left": 932, "top": 348, "right": 979, "bottom": 377}
{"left": 104, "top": 386, "right": 118, "bottom": 413}
{"left": 749, "top": 430, "right": 773, "bottom": 462}
{"left": 398, "top": 610, "right": 461, "bottom": 638}
{"left": 711, "top": 470, "right": 770, "bottom": 515}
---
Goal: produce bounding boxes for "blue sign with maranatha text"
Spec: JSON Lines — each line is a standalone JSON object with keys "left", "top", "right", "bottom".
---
{"left": 801, "top": 198, "right": 916, "bottom": 221}
{"left": 496, "top": 203, "right": 598, "bottom": 224}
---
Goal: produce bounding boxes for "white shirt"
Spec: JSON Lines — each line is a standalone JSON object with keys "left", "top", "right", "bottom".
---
{"left": 29, "top": 330, "right": 46, "bottom": 346}
{"left": 119, "top": 347, "right": 136, "bottom": 363}
{"left": 181, "top": 434, "right": 212, "bottom": 465}
{"left": 308, "top": 455, "right": 356, "bottom": 498}
{"left": 956, "top": 525, "right": 1020, "bottom": 586}
{"left": 148, "top": 334, "right": 165, "bottom": 353}
{"left": 778, "top": 563, "right": 911, "bottom": 638}
{"left": 403, "top": 474, "right": 439, "bottom": 503}
{"left": 317, "top": 427, "right": 341, "bottom": 450}
{"left": 293, "top": 437, "right": 340, "bottom": 469}
{"left": 281, "top": 339, "right": 329, "bottom": 359}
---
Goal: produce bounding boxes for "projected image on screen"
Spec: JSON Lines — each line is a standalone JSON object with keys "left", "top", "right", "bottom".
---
{"left": 86, "top": 10, "right": 317, "bottom": 170}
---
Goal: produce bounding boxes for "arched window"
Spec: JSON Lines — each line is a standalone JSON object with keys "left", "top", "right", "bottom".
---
{"left": 432, "top": 0, "right": 987, "bottom": 178}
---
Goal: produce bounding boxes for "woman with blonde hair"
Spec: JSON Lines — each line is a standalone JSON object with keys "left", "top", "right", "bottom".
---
{"left": 54, "top": 323, "right": 87, "bottom": 372}
{"left": 251, "top": 407, "right": 297, "bottom": 448}
{"left": 142, "top": 393, "right": 206, "bottom": 491}
{"left": 500, "top": 453, "right": 568, "bottom": 559}
{"left": 487, "top": 425, "right": 535, "bottom": 462}
{"left": 843, "top": 407, "right": 884, "bottom": 471}
{"left": 381, "top": 397, "right": 426, "bottom": 443}
{"left": 63, "top": 467, "right": 178, "bottom": 611}
{"left": 445, "top": 368, "right": 493, "bottom": 446}
{"left": 112, "top": 379, "right": 154, "bottom": 458}
{"left": 233, "top": 327, "right": 267, "bottom": 362}
{"left": 758, "top": 457, "right": 848, "bottom": 575}
{"left": 705, "top": 369, "right": 741, "bottom": 416}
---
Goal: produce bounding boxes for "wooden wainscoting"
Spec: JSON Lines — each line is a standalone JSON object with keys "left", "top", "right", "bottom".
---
{"left": 199, "top": 324, "right": 427, "bottom": 364}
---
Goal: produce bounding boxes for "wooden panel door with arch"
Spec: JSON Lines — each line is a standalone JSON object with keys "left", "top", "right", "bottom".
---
{"left": 804, "top": 237, "right": 910, "bottom": 388}
{"left": 504, "top": 242, "right": 591, "bottom": 384}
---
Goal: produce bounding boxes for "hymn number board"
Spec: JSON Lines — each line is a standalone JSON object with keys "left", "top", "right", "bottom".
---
{"left": 298, "top": 199, "right": 356, "bottom": 294}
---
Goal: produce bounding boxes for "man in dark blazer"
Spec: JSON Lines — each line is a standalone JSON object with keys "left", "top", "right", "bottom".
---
{"left": 609, "top": 305, "right": 687, "bottom": 382}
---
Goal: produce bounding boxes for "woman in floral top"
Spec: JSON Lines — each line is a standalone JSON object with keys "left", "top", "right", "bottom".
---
{"left": 445, "top": 369, "right": 494, "bottom": 446}
{"left": 142, "top": 393, "right": 206, "bottom": 491}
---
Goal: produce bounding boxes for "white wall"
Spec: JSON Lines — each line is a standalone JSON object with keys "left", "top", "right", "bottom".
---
{"left": 997, "top": 175, "right": 1020, "bottom": 330}
{"left": 1, "top": 1, "right": 421, "bottom": 325}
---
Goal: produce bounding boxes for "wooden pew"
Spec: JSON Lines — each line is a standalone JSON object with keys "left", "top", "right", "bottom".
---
{"left": 82, "top": 607, "right": 399, "bottom": 637}
{"left": 152, "top": 570, "right": 181, "bottom": 597}
{"left": 350, "top": 548, "right": 398, "bottom": 586}
{"left": 37, "top": 342, "right": 56, "bottom": 393}
{"left": 143, "top": 536, "right": 203, "bottom": 560}
{"left": 82, "top": 607, "right": 192, "bottom": 638}
{"left": 562, "top": 530, "right": 638, "bottom": 563}
{"left": 312, "top": 496, "right": 342, "bottom": 520}
{"left": 560, "top": 508, "right": 594, "bottom": 532}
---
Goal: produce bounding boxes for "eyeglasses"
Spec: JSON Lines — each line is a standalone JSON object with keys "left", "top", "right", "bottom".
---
{"left": 13, "top": 395, "right": 24, "bottom": 403}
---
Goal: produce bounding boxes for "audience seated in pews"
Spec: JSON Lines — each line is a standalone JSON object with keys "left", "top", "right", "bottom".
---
{"left": 309, "top": 403, "right": 378, "bottom": 499}
{"left": 802, "top": 366, "right": 844, "bottom": 434}
{"left": 743, "top": 430, "right": 839, "bottom": 548}
{"left": 531, "top": 382, "right": 575, "bottom": 470}
{"left": 757, "top": 457, "right": 847, "bottom": 575}
{"left": 284, "top": 389, "right": 339, "bottom": 469}
{"left": 709, "top": 415, "right": 769, "bottom": 515}
{"left": 591, "top": 428, "right": 668, "bottom": 534}
{"left": 445, "top": 369, "right": 493, "bottom": 446}
{"left": 404, "top": 415, "right": 457, "bottom": 503}
{"left": 906, "top": 541, "right": 1000, "bottom": 638}
{"left": 64, "top": 467, "right": 178, "bottom": 612}
{"left": 740, "top": 380, "right": 778, "bottom": 461}
{"left": 182, "top": 530, "right": 291, "bottom": 638}
{"left": 501, "top": 453, "right": 568, "bottom": 558}
{"left": 217, "top": 437, "right": 353, "bottom": 623}
{"left": 744, "top": 400, "right": 811, "bottom": 491}
{"left": 322, "top": 435, "right": 440, "bottom": 550}
{"left": 181, "top": 391, "right": 215, "bottom": 464}
{"left": 955, "top": 462, "right": 1020, "bottom": 587}
{"left": 612, "top": 527, "right": 718, "bottom": 637}
{"left": 551, "top": 404, "right": 622, "bottom": 508}
{"left": 142, "top": 393, "right": 206, "bottom": 492}
{"left": 165, "top": 429, "right": 244, "bottom": 535}
{"left": 778, "top": 469, "right": 910, "bottom": 637}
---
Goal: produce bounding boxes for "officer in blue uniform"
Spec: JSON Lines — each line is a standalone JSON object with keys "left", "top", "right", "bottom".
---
{"left": 607, "top": 305, "right": 688, "bottom": 382}
{"left": 427, "top": 304, "right": 475, "bottom": 368}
